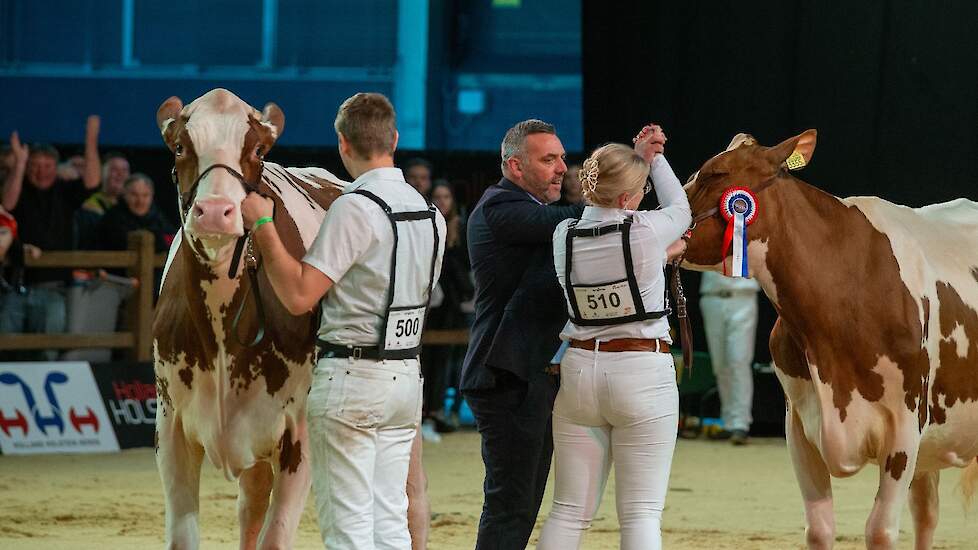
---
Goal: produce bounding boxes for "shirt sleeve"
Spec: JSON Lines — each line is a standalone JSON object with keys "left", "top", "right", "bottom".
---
{"left": 302, "top": 195, "right": 373, "bottom": 282}
{"left": 484, "top": 198, "right": 583, "bottom": 245}
{"left": 635, "top": 156, "right": 692, "bottom": 247}
{"left": 431, "top": 209, "right": 448, "bottom": 289}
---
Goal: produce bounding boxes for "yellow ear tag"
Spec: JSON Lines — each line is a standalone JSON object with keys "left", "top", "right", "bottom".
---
{"left": 785, "top": 150, "right": 807, "bottom": 171}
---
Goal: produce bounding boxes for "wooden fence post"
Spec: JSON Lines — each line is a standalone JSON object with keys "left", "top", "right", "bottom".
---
{"left": 127, "top": 231, "right": 155, "bottom": 362}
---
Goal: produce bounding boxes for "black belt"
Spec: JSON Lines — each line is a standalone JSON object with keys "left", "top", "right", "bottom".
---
{"left": 317, "top": 341, "right": 382, "bottom": 361}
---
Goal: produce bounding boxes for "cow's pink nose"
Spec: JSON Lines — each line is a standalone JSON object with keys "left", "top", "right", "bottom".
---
{"left": 192, "top": 199, "right": 237, "bottom": 234}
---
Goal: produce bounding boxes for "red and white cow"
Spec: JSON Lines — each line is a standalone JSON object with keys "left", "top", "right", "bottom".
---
{"left": 152, "top": 89, "right": 436, "bottom": 549}
{"left": 682, "top": 130, "right": 978, "bottom": 549}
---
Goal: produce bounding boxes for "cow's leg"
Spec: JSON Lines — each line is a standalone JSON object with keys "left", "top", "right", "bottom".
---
{"left": 257, "top": 419, "right": 312, "bottom": 550}
{"left": 864, "top": 438, "right": 919, "bottom": 549}
{"left": 787, "top": 406, "right": 835, "bottom": 550}
{"left": 157, "top": 410, "right": 205, "bottom": 550}
{"left": 771, "top": 319, "right": 835, "bottom": 549}
{"left": 238, "top": 461, "right": 273, "bottom": 550}
{"left": 406, "top": 426, "right": 430, "bottom": 550}
{"left": 908, "top": 470, "right": 939, "bottom": 550}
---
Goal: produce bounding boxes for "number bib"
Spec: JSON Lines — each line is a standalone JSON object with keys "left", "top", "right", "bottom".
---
{"left": 384, "top": 306, "right": 426, "bottom": 351}
{"left": 572, "top": 280, "right": 637, "bottom": 321}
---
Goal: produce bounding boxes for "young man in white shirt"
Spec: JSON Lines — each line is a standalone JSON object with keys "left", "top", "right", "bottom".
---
{"left": 242, "top": 92, "right": 446, "bottom": 550}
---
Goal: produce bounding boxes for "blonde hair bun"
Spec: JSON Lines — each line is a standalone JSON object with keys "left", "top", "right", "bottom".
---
{"left": 579, "top": 143, "right": 649, "bottom": 207}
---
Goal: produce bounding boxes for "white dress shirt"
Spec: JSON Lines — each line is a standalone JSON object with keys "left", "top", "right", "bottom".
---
{"left": 553, "top": 156, "right": 691, "bottom": 343}
{"left": 303, "top": 167, "right": 447, "bottom": 346}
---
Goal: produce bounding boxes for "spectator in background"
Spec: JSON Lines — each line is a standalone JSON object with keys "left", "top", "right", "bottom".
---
{"left": 1, "top": 116, "right": 101, "bottom": 359}
{"left": 0, "top": 141, "right": 14, "bottom": 184}
{"left": 82, "top": 153, "right": 130, "bottom": 215}
{"left": 420, "top": 182, "right": 474, "bottom": 441}
{"left": 556, "top": 163, "right": 585, "bottom": 206}
{"left": 699, "top": 271, "right": 761, "bottom": 445}
{"left": 97, "top": 173, "right": 176, "bottom": 254}
{"left": 404, "top": 157, "right": 433, "bottom": 198}
{"left": 0, "top": 206, "right": 43, "bottom": 360}
{"left": 76, "top": 152, "right": 131, "bottom": 248}
{"left": 96, "top": 173, "right": 175, "bottom": 298}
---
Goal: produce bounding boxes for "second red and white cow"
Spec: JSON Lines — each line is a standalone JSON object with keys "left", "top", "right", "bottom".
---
{"left": 682, "top": 130, "right": 978, "bottom": 550}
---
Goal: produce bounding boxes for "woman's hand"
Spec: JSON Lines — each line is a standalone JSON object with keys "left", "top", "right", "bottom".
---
{"left": 633, "top": 124, "right": 667, "bottom": 164}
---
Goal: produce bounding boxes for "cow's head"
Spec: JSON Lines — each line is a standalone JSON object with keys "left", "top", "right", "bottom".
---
{"left": 156, "top": 88, "right": 284, "bottom": 265}
{"left": 682, "top": 129, "right": 817, "bottom": 270}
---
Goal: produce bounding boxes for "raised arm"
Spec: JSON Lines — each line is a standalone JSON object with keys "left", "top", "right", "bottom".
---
{"left": 483, "top": 198, "right": 583, "bottom": 245}
{"left": 631, "top": 125, "right": 691, "bottom": 245}
{"left": 82, "top": 115, "right": 101, "bottom": 189}
{"left": 642, "top": 156, "right": 691, "bottom": 246}
{"left": 3, "top": 132, "right": 28, "bottom": 211}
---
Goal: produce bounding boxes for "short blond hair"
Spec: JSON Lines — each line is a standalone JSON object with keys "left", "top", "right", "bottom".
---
{"left": 579, "top": 143, "right": 649, "bottom": 207}
{"left": 334, "top": 93, "right": 397, "bottom": 159}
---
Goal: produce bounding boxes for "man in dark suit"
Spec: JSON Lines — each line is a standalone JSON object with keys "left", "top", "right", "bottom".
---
{"left": 461, "top": 119, "right": 584, "bottom": 549}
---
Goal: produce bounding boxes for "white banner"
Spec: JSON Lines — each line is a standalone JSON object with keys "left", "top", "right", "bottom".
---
{"left": 0, "top": 362, "right": 120, "bottom": 454}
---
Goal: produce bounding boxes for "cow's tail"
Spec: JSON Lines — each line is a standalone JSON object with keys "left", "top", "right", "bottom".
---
{"left": 960, "top": 457, "right": 978, "bottom": 511}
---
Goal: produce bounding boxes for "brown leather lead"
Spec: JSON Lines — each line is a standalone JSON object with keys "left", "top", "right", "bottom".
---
{"left": 670, "top": 259, "right": 693, "bottom": 378}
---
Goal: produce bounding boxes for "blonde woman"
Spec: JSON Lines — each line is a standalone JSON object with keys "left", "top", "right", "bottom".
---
{"left": 537, "top": 125, "right": 691, "bottom": 550}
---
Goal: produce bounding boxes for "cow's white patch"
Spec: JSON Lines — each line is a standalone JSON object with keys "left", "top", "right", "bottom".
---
{"left": 947, "top": 324, "right": 970, "bottom": 359}
{"left": 747, "top": 239, "right": 779, "bottom": 307}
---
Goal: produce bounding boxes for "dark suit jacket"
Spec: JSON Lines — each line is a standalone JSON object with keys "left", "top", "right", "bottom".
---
{"left": 460, "top": 178, "right": 584, "bottom": 390}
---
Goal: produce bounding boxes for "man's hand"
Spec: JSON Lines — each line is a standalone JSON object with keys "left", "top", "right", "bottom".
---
{"left": 633, "top": 123, "right": 667, "bottom": 164}
{"left": 241, "top": 192, "right": 275, "bottom": 230}
{"left": 9, "top": 132, "right": 28, "bottom": 167}
{"left": 86, "top": 115, "right": 101, "bottom": 139}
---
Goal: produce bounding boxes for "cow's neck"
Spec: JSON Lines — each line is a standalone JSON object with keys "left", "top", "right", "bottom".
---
{"left": 751, "top": 175, "right": 864, "bottom": 333}
{"left": 183, "top": 236, "right": 242, "bottom": 322}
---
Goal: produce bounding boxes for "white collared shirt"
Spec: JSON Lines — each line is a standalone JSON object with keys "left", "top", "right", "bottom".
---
{"left": 553, "top": 156, "right": 691, "bottom": 342}
{"left": 303, "top": 167, "right": 447, "bottom": 346}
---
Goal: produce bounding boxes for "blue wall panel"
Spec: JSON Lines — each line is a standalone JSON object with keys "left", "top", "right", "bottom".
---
{"left": 0, "top": 76, "right": 392, "bottom": 147}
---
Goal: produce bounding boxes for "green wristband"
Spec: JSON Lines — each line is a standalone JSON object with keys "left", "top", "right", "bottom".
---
{"left": 252, "top": 216, "right": 274, "bottom": 232}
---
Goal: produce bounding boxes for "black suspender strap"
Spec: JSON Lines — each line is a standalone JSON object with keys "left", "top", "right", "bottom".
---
{"left": 351, "top": 189, "right": 438, "bottom": 360}
{"left": 564, "top": 215, "right": 670, "bottom": 326}
{"left": 619, "top": 221, "right": 649, "bottom": 318}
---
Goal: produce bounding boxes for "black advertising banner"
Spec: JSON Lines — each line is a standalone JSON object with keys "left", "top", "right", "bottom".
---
{"left": 90, "top": 362, "right": 156, "bottom": 449}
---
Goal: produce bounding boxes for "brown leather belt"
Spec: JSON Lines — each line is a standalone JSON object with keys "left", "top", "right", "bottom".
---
{"left": 570, "top": 338, "right": 670, "bottom": 353}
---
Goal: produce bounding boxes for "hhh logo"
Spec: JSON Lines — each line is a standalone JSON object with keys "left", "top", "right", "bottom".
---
{"left": 0, "top": 372, "right": 100, "bottom": 436}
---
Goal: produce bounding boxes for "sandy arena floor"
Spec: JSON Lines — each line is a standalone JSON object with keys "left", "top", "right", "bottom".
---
{"left": 1, "top": 433, "right": 975, "bottom": 549}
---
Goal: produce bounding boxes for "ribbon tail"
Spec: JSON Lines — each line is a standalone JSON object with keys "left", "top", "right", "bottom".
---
{"left": 731, "top": 213, "right": 747, "bottom": 278}
{"left": 721, "top": 220, "right": 735, "bottom": 276}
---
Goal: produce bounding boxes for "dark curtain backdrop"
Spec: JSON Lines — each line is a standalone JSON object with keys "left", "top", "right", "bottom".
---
{"left": 583, "top": 0, "right": 978, "bottom": 360}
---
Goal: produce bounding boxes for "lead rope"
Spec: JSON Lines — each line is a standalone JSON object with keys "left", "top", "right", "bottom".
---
{"left": 232, "top": 235, "right": 266, "bottom": 347}
{"left": 670, "top": 254, "right": 693, "bottom": 379}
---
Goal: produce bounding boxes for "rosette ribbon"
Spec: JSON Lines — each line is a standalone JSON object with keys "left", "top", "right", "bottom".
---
{"left": 719, "top": 186, "right": 758, "bottom": 277}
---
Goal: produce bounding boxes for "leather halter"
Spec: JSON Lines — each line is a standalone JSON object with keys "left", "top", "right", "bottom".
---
{"left": 671, "top": 173, "right": 780, "bottom": 375}
{"left": 172, "top": 160, "right": 268, "bottom": 347}
{"left": 687, "top": 174, "right": 779, "bottom": 230}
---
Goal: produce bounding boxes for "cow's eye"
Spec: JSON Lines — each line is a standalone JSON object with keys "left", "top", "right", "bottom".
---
{"left": 175, "top": 144, "right": 184, "bottom": 157}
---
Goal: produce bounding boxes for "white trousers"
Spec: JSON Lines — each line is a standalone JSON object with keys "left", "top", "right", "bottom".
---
{"left": 306, "top": 358, "right": 423, "bottom": 550}
{"left": 537, "top": 347, "right": 678, "bottom": 550}
{"left": 700, "top": 294, "right": 758, "bottom": 431}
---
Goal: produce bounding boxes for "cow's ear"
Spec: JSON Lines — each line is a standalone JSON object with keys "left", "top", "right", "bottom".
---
{"left": 766, "top": 129, "right": 817, "bottom": 170}
{"left": 157, "top": 96, "right": 183, "bottom": 150}
{"left": 261, "top": 103, "right": 285, "bottom": 142}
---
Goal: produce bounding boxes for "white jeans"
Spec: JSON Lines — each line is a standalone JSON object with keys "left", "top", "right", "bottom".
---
{"left": 700, "top": 294, "right": 758, "bottom": 431}
{"left": 537, "top": 347, "right": 678, "bottom": 550}
{"left": 306, "top": 357, "right": 423, "bottom": 550}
